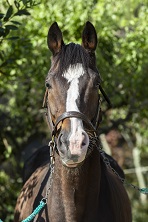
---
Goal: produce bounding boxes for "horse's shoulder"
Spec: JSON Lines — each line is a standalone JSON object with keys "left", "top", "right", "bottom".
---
{"left": 14, "top": 163, "right": 49, "bottom": 222}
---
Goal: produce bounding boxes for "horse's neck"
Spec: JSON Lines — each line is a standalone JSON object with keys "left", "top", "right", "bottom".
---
{"left": 49, "top": 149, "right": 101, "bottom": 221}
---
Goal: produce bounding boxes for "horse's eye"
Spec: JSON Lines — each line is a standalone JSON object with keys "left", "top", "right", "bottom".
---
{"left": 45, "top": 82, "right": 51, "bottom": 89}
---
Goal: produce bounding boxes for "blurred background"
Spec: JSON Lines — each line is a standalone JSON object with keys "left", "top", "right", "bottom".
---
{"left": 0, "top": 0, "right": 148, "bottom": 221}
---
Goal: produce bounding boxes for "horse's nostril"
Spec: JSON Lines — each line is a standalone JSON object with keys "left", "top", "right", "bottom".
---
{"left": 82, "top": 142, "right": 86, "bottom": 146}
{"left": 81, "top": 131, "right": 89, "bottom": 148}
{"left": 60, "top": 134, "right": 67, "bottom": 144}
{"left": 60, "top": 134, "right": 64, "bottom": 143}
{"left": 58, "top": 132, "right": 69, "bottom": 148}
{"left": 57, "top": 133, "right": 68, "bottom": 156}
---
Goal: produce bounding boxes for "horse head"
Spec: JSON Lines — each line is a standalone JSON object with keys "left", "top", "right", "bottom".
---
{"left": 45, "top": 22, "right": 101, "bottom": 167}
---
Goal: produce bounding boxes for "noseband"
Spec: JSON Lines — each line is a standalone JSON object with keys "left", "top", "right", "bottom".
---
{"left": 53, "top": 111, "right": 97, "bottom": 136}
{"left": 43, "top": 85, "right": 111, "bottom": 138}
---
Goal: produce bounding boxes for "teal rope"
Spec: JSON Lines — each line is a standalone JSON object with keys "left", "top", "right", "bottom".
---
{"left": 140, "top": 188, "right": 148, "bottom": 194}
{"left": 22, "top": 200, "right": 46, "bottom": 222}
{"left": 0, "top": 200, "right": 46, "bottom": 222}
{"left": 0, "top": 188, "right": 148, "bottom": 222}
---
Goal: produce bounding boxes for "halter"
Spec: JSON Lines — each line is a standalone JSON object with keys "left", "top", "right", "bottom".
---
{"left": 42, "top": 85, "right": 111, "bottom": 138}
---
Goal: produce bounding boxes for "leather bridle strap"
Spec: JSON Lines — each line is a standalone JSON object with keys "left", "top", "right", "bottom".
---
{"left": 42, "top": 89, "right": 54, "bottom": 132}
{"left": 99, "top": 85, "right": 112, "bottom": 108}
{"left": 52, "top": 111, "right": 97, "bottom": 136}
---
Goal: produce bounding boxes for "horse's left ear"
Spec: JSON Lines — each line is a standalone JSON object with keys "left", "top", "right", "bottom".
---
{"left": 47, "top": 22, "right": 64, "bottom": 55}
{"left": 82, "top": 21, "right": 97, "bottom": 52}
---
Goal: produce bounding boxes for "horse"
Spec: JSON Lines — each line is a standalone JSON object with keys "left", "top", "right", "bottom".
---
{"left": 14, "top": 21, "right": 132, "bottom": 222}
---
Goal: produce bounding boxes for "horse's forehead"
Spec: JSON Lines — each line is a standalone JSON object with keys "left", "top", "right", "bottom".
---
{"left": 62, "top": 63, "right": 85, "bottom": 82}
{"left": 47, "top": 62, "right": 98, "bottom": 86}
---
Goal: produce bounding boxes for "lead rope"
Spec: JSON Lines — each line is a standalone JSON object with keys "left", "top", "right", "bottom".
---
{"left": 20, "top": 141, "right": 148, "bottom": 221}
{"left": 83, "top": 133, "right": 148, "bottom": 195}
{"left": 99, "top": 147, "right": 148, "bottom": 195}
{"left": 20, "top": 140, "right": 55, "bottom": 222}
{"left": 1, "top": 138, "right": 147, "bottom": 222}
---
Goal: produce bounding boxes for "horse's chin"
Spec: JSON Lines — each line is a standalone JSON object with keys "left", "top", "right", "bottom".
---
{"left": 61, "top": 159, "right": 84, "bottom": 168}
{"left": 58, "top": 148, "right": 87, "bottom": 168}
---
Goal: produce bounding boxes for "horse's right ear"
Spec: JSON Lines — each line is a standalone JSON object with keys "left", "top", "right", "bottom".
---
{"left": 47, "top": 22, "right": 64, "bottom": 55}
{"left": 82, "top": 21, "right": 97, "bottom": 52}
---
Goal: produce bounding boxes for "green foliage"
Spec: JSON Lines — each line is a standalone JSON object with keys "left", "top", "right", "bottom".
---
{"left": 0, "top": 0, "right": 148, "bottom": 221}
{"left": 0, "top": 0, "right": 39, "bottom": 41}
{"left": 132, "top": 201, "right": 148, "bottom": 222}
{"left": 0, "top": 170, "right": 22, "bottom": 221}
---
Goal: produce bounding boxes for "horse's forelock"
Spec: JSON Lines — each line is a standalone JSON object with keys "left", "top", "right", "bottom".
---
{"left": 51, "top": 43, "right": 90, "bottom": 76}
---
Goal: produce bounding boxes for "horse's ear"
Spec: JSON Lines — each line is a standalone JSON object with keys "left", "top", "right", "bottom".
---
{"left": 82, "top": 21, "right": 97, "bottom": 52}
{"left": 47, "top": 22, "right": 64, "bottom": 55}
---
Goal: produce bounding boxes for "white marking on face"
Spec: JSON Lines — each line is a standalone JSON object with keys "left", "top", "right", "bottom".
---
{"left": 62, "top": 63, "right": 89, "bottom": 165}
{"left": 63, "top": 63, "right": 84, "bottom": 110}
{"left": 63, "top": 63, "right": 85, "bottom": 82}
{"left": 63, "top": 63, "right": 84, "bottom": 113}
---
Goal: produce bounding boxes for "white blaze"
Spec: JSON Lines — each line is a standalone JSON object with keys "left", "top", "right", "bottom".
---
{"left": 62, "top": 63, "right": 89, "bottom": 162}
{"left": 63, "top": 63, "right": 84, "bottom": 112}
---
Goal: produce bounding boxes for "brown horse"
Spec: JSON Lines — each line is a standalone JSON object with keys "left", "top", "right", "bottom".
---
{"left": 14, "top": 22, "right": 132, "bottom": 222}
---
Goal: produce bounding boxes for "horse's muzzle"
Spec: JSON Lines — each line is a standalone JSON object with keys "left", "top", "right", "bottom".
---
{"left": 57, "top": 129, "right": 89, "bottom": 167}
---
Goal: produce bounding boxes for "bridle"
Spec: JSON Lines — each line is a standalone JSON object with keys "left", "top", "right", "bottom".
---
{"left": 42, "top": 84, "right": 111, "bottom": 138}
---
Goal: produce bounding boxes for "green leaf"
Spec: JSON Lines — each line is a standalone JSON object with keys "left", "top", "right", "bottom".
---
{"left": 0, "top": 27, "right": 5, "bottom": 37}
{"left": 4, "top": 6, "right": 13, "bottom": 21}
{"left": 5, "top": 25, "right": 18, "bottom": 30}
{"left": 0, "top": 13, "right": 5, "bottom": 19}
{"left": 11, "top": 21, "right": 22, "bottom": 25}
{"left": 22, "top": 0, "right": 27, "bottom": 4}
{"left": 3, "top": 28, "right": 10, "bottom": 37}
{"left": 0, "top": 27, "right": 5, "bottom": 32}
{"left": 14, "top": 0, "right": 20, "bottom": 9}
{"left": 14, "top": 9, "right": 30, "bottom": 16}
{"left": 7, "top": 36, "right": 19, "bottom": 40}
